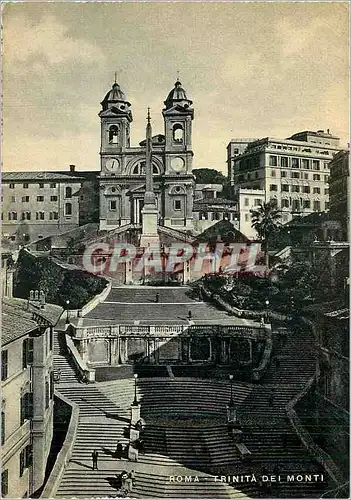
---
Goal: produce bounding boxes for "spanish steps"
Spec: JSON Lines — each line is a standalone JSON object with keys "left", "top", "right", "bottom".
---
{"left": 51, "top": 286, "right": 328, "bottom": 499}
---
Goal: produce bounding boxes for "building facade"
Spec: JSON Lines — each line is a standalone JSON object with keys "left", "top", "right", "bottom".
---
{"left": 328, "top": 149, "right": 350, "bottom": 241}
{"left": 228, "top": 130, "right": 341, "bottom": 224}
{"left": 98, "top": 79, "right": 195, "bottom": 231}
{"left": 1, "top": 298, "right": 60, "bottom": 497}
{"left": 2, "top": 169, "right": 86, "bottom": 245}
{"left": 235, "top": 188, "right": 266, "bottom": 239}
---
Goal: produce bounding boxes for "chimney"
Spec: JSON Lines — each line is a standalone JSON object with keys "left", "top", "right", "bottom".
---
{"left": 70, "top": 164, "right": 76, "bottom": 172}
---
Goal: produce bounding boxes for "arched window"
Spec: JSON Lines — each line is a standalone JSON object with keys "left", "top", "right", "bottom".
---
{"left": 109, "top": 125, "right": 119, "bottom": 144}
{"left": 65, "top": 203, "right": 72, "bottom": 216}
{"left": 132, "top": 161, "right": 159, "bottom": 175}
{"left": 173, "top": 124, "right": 184, "bottom": 143}
{"left": 65, "top": 187, "right": 72, "bottom": 198}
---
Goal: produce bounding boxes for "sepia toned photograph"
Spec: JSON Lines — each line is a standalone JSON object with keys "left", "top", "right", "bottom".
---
{"left": 1, "top": 1, "right": 349, "bottom": 499}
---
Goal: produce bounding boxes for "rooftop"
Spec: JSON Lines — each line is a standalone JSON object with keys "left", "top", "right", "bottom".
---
{"left": 2, "top": 301, "right": 38, "bottom": 346}
{"left": 2, "top": 171, "right": 87, "bottom": 181}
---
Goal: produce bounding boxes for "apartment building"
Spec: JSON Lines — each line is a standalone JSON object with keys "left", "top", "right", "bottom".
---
{"left": 228, "top": 130, "right": 341, "bottom": 224}
{"left": 1, "top": 297, "right": 62, "bottom": 497}
{"left": 235, "top": 188, "right": 266, "bottom": 239}
{"left": 329, "top": 149, "right": 350, "bottom": 241}
{"left": 1, "top": 167, "right": 89, "bottom": 245}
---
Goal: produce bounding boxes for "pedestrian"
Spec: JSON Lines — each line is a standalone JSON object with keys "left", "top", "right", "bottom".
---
{"left": 121, "top": 470, "right": 128, "bottom": 490}
{"left": 92, "top": 449, "right": 98, "bottom": 470}
{"left": 129, "top": 470, "right": 135, "bottom": 486}
{"left": 115, "top": 441, "right": 123, "bottom": 459}
{"left": 155, "top": 292, "right": 159, "bottom": 303}
{"left": 188, "top": 310, "right": 192, "bottom": 321}
{"left": 125, "top": 475, "right": 133, "bottom": 493}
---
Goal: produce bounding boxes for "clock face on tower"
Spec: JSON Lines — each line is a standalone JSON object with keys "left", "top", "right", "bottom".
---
{"left": 105, "top": 158, "right": 120, "bottom": 173}
{"left": 171, "top": 156, "right": 185, "bottom": 173}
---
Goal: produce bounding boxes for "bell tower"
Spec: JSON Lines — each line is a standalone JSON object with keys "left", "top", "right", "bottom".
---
{"left": 162, "top": 79, "right": 195, "bottom": 230}
{"left": 99, "top": 80, "right": 133, "bottom": 177}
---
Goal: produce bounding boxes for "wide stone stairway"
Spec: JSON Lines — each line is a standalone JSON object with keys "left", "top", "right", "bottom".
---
{"left": 52, "top": 306, "right": 329, "bottom": 498}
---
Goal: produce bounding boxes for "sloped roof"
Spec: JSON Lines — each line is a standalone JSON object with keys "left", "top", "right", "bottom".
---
{"left": 2, "top": 171, "right": 86, "bottom": 181}
{"left": 2, "top": 301, "right": 38, "bottom": 346}
{"left": 195, "top": 220, "right": 249, "bottom": 243}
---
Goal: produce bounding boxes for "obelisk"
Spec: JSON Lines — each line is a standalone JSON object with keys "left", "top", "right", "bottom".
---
{"left": 139, "top": 108, "right": 160, "bottom": 248}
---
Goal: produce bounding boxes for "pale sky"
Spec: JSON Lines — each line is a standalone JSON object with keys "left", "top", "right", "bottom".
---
{"left": 2, "top": 2, "right": 350, "bottom": 174}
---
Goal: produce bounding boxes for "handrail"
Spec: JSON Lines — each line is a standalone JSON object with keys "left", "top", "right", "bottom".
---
{"left": 40, "top": 392, "right": 79, "bottom": 498}
{"left": 65, "top": 334, "right": 95, "bottom": 382}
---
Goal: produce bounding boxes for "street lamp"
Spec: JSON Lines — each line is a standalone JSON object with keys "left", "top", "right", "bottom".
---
{"left": 133, "top": 373, "right": 138, "bottom": 406}
{"left": 65, "top": 299, "right": 70, "bottom": 324}
{"left": 229, "top": 374, "right": 234, "bottom": 406}
{"left": 265, "top": 299, "right": 270, "bottom": 324}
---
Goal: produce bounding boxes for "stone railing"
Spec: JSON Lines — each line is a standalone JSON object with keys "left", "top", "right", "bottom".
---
{"left": 40, "top": 392, "right": 79, "bottom": 499}
{"left": 200, "top": 283, "right": 290, "bottom": 322}
{"left": 252, "top": 325, "right": 273, "bottom": 382}
{"left": 285, "top": 317, "right": 344, "bottom": 489}
{"left": 65, "top": 334, "right": 95, "bottom": 382}
{"left": 80, "top": 281, "right": 112, "bottom": 317}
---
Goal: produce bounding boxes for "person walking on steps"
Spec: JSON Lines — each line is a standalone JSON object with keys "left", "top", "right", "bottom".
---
{"left": 92, "top": 450, "right": 99, "bottom": 470}
{"left": 155, "top": 292, "right": 159, "bottom": 303}
{"left": 115, "top": 441, "right": 123, "bottom": 459}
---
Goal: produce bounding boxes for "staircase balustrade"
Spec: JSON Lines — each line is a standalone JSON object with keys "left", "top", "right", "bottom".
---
{"left": 65, "top": 334, "right": 95, "bottom": 382}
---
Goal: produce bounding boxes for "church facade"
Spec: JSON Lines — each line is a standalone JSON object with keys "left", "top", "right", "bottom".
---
{"left": 99, "top": 80, "right": 195, "bottom": 231}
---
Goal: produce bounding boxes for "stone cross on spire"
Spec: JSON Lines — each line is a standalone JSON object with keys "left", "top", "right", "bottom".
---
{"left": 144, "top": 107, "right": 156, "bottom": 206}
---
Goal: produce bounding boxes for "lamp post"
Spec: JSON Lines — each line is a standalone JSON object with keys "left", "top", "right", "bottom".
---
{"left": 265, "top": 299, "right": 270, "bottom": 324}
{"left": 133, "top": 373, "right": 138, "bottom": 406}
{"left": 65, "top": 299, "right": 70, "bottom": 324}
{"left": 229, "top": 374, "right": 234, "bottom": 406}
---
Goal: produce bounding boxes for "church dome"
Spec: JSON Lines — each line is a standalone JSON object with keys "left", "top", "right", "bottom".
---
{"left": 164, "top": 80, "right": 192, "bottom": 109}
{"left": 101, "top": 82, "right": 131, "bottom": 110}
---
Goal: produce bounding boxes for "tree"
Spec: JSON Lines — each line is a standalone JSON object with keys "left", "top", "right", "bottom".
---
{"left": 193, "top": 168, "right": 227, "bottom": 185}
{"left": 250, "top": 201, "right": 281, "bottom": 270}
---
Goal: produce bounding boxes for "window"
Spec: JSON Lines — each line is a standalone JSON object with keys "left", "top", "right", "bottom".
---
{"left": 36, "top": 212, "right": 45, "bottom": 221}
{"left": 173, "top": 124, "right": 184, "bottom": 143}
{"left": 269, "top": 155, "right": 277, "bottom": 166}
{"left": 325, "top": 188, "right": 329, "bottom": 195}
{"left": 20, "top": 392, "right": 33, "bottom": 425}
{"left": 291, "top": 172, "right": 300, "bottom": 179}
{"left": 323, "top": 162, "right": 329, "bottom": 169}
{"left": 313, "top": 201, "right": 321, "bottom": 211}
{"left": 22, "top": 338, "right": 34, "bottom": 369}
{"left": 22, "top": 212, "right": 31, "bottom": 220}
{"left": 22, "top": 196, "right": 29, "bottom": 203}
{"left": 313, "top": 174, "right": 321, "bottom": 181}
{"left": 65, "top": 203, "right": 72, "bottom": 216}
{"left": 281, "top": 171, "right": 287, "bottom": 178}
{"left": 325, "top": 175, "right": 329, "bottom": 183}
{"left": 65, "top": 187, "right": 72, "bottom": 198}
{"left": 50, "top": 196, "right": 58, "bottom": 202}
{"left": 1, "top": 470, "right": 8, "bottom": 497}
{"left": 245, "top": 214, "right": 249, "bottom": 221}
{"left": 109, "top": 200, "right": 117, "bottom": 211}
{"left": 282, "top": 199, "right": 289, "bottom": 208}
{"left": 303, "top": 186, "right": 310, "bottom": 193}
{"left": 304, "top": 173, "right": 309, "bottom": 180}
{"left": 270, "top": 184, "right": 278, "bottom": 191}
{"left": 8, "top": 212, "right": 17, "bottom": 221}
{"left": 109, "top": 125, "right": 119, "bottom": 144}
{"left": 325, "top": 202, "right": 329, "bottom": 210}
{"left": 49, "top": 212, "right": 59, "bottom": 220}
{"left": 23, "top": 183, "right": 29, "bottom": 189}
{"left": 313, "top": 187, "right": 321, "bottom": 194}
{"left": 50, "top": 183, "right": 56, "bottom": 188}
{"left": 1, "top": 411, "right": 5, "bottom": 445}
{"left": 303, "top": 200, "right": 311, "bottom": 209}
{"left": 255, "top": 171, "right": 259, "bottom": 179}
{"left": 9, "top": 183, "right": 15, "bottom": 189}
{"left": 292, "top": 185, "right": 300, "bottom": 193}
{"left": 281, "top": 157, "right": 289, "bottom": 168}
{"left": 244, "top": 198, "right": 249, "bottom": 206}
{"left": 10, "top": 196, "right": 16, "bottom": 202}
{"left": 291, "top": 158, "right": 299, "bottom": 168}
{"left": 39, "top": 183, "right": 44, "bottom": 188}
{"left": 20, "top": 445, "right": 33, "bottom": 477}
{"left": 37, "top": 196, "right": 44, "bottom": 202}
{"left": 234, "top": 148, "right": 239, "bottom": 155}
{"left": 173, "top": 200, "right": 182, "bottom": 211}
{"left": 254, "top": 199, "right": 261, "bottom": 206}
{"left": 270, "top": 198, "right": 278, "bottom": 208}
{"left": 271, "top": 169, "right": 276, "bottom": 177}
{"left": 301, "top": 159, "right": 309, "bottom": 169}
{"left": 312, "top": 160, "right": 320, "bottom": 170}
{"left": 1, "top": 351, "right": 8, "bottom": 381}
{"left": 292, "top": 200, "right": 300, "bottom": 212}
